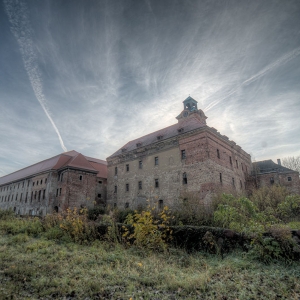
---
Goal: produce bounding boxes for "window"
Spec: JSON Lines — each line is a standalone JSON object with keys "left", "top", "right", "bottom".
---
{"left": 136, "top": 142, "right": 142, "bottom": 147}
{"left": 159, "top": 199, "right": 164, "bottom": 209}
{"left": 241, "top": 163, "right": 244, "bottom": 171}
{"left": 31, "top": 192, "right": 33, "bottom": 201}
{"left": 33, "top": 182, "right": 35, "bottom": 186}
{"left": 40, "top": 180, "right": 43, "bottom": 184}
{"left": 56, "top": 189, "right": 59, "bottom": 197}
{"left": 219, "top": 173, "right": 222, "bottom": 183}
{"left": 138, "top": 181, "right": 142, "bottom": 190}
{"left": 43, "top": 190, "right": 45, "bottom": 199}
{"left": 15, "top": 194, "right": 17, "bottom": 201}
{"left": 38, "top": 190, "right": 41, "bottom": 201}
{"left": 181, "top": 149, "right": 186, "bottom": 159}
{"left": 183, "top": 172, "right": 187, "bottom": 184}
{"left": 98, "top": 193, "right": 102, "bottom": 198}
{"left": 37, "top": 181, "right": 39, "bottom": 186}
{"left": 232, "top": 178, "right": 235, "bottom": 186}
{"left": 79, "top": 175, "right": 83, "bottom": 181}
{"left": 155, "top": 157, "right": 159, "bottom": 165}
{"left": 178, "top": 128, "right": 184, "bottom": 133}
{"left": 126, "top": 164, "right": 129, "bottom": 172}
{"left": 59, "top": 188, "right": 62, "bottom": 196}
{"left": 155, "top": 179, "right": 159, "bottom": 188}
{"left": 230, "top": 156, "right": 232, "bottom": 165}
{"left": 236, "top": 160, "right": 238, "bottom": 168}
{"left": 125, "top": 202, "right": 129, "bottom": 209}
{"left": 22, "top": 181, "right": 24, "bottom": 188}
{"left": 115, "top": 167, "right": 118, "bottom": 175}
{"left": 20, "top": 193, "right": 23, "bottom": 202}
{"left": 270, "top": 177, "right": 274, "bottom": 184}
{"left": 139, "top": 160, "right": 143, "bottom": 169}
{"left": 34, "top": 191, "right": 37, "bottom": 199}
{"left": 28, "top": 180, "right": 30, "bottom": 187}
{"left": 157, "top": 135, "right": 163, "bottom": 140}
{"left": 288, "top": 177, "right": 292, "bottom": 181}
{"left": 126, "top": 183, "right": 129, "bottom": 192}
{"left": 217, "top": 149, "right": 220, "bottom": 159}
{"left": 114, "top": 185, "right": 117, "bottom": 193}
{"left": 98, "top": 180, "right": 102, "bottom": 184}
{"left": 60, "top": 173, "right": 63, "bottom": 182}
{"left": 45, "top": 178, "right": 47, "bottom": 184}
{"left": 113, "top": 203, "right": 117, "bottom": 208}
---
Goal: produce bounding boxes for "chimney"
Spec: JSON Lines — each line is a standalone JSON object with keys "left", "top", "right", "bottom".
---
{"left": 277, "top": 159, "right": 281, "bottom": 166}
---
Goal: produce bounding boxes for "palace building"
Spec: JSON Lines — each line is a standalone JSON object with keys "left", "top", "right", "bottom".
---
{"left": 106, "top": 96, "right": 252, "bottom": 209}
{"left": 0, "top": 150, "right": 107, "bottom": 216}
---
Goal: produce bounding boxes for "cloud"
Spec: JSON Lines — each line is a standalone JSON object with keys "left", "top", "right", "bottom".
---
{"left": 3, "top": 0, "right": 67, "bottom": 152}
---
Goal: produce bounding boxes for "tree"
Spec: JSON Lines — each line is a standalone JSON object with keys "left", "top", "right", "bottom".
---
{"left": 282, "top": 156, "right": 300, "bottom": 173}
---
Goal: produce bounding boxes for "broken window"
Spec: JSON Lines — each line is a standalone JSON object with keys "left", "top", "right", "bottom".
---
{"left": 126, "top": 164, "right": 129, "bottom": 172}
{"left": 38, "top": 190, "right": 41, "bottom": 201}
{"left": 138, "top": 181, "right": 142, "bottom": 190}
{"left": 139, "top": 160, "right": 143, "bottom": 169}
{"left": 34, "top": 191, "right": 37, "bottom": 199}
{"left": 79, "top": 175, "right": 83, "bottom": 181}
{"left": 155, "top": 157, "right": 159, "bottom": 165}
{"left": 98, "top": 180, "right": 102, "bottom": 184}
{"left": 56, "top": 189, "right": 59, "bottom": 197}
{"left": 155, "top": 179, "right": 159, "bottom": 188}
{"left": 217, "top": 149, "right": 220, "bottom": 159}
{"left": 183, "top": 172, "right": 187, "bottom": 184}
{"left": 159, "top": 199, "right": 164, "bottom": 209}
{"left": 220, "top": 173, "right": 222, "bottom": 183}
{"left": 40, "top": 179, "right": 43, "bottom": 184}
{"left": 115, "top": 167, "right": 118, "bottom": 175}
{"left": 126, "top": 183, "right": 129, "bottom": 192}
{"left": 181, "top": 149, "right": 186, "bottom": 159}
{"left": 232, "top": 178, "right": 235, "bottom": 186}
{"left": 114, "top": 185, "right": 117, "bottom": 193}
{"left": 20, "top": 193, "right": 22, "bottom": 202}
{"left": 98, "top": 193, "right": 102, "bottom": 198}
{"left": 59, "top": 188, "right": 62, "bottom": 196}
{"left": 288, "top": 177, "right": 292, "bottom": 181}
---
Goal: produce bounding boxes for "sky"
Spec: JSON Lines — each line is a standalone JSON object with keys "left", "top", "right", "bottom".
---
{"left": 0, "top": 0, "right": 300, "bottom": 177}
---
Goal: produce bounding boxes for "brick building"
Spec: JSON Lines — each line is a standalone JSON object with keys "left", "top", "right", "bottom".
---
{"left": 106, "top": 97, "right": 252, "bottom": 209}
{"left": 251, "top": 159, "right": 300, "bottom": 194}
{"left": 0, "top": 150, "right": 107, "bottom": 216}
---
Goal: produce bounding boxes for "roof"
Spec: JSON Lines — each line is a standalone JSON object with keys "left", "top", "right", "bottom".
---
{"left": 0, "top": 150, "right": 107, "bottom": 186}
{"left": 252, "top": 160, "right": 297, "bottom": 174}
{"left": 108, "top": 116, "right": 207, "bottom": 159}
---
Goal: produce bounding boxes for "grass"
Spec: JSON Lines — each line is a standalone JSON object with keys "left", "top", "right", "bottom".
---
{"left": 1, "top": 233, "right": 300, "bottom": 299}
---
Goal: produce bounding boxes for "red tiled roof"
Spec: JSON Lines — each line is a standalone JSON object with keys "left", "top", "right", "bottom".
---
{"left": 0, "top": 150, "right": 107, "bottom": 185}
{"left": 108, "top": 117, "right": 207, "bottom": 159}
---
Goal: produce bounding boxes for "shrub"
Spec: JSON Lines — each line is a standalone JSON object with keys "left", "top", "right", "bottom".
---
{"left": 87, "top": 206, "right": 106, "bottom": 221}
{"left": 277, "top": 195, "right": 300, "bottom": 222}
{"left": 123, "top": 206, "right": 172, "bottom": 252}
{"left": 0, "top": 208, "right": 14, "bottom": 220}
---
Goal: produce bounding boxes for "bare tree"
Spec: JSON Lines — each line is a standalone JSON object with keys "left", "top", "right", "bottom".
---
{"left": 282, "top": 156, "right": 300, "bottom": 173}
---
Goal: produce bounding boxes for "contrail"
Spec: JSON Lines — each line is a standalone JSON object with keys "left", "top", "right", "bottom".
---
{"left": 4, "top": 0, "right": 67, "bottom": 152}
{"left": 204, "top": 46, "right": 300, "bottom": 112}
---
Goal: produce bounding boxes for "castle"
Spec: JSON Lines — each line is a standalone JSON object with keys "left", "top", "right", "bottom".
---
{"left": 0, "top": 97, "right": 299, "bottom": 215}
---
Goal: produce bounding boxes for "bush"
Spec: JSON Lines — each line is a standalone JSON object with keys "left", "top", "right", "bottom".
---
{"left": 123, "top": 206, "right": 172, "bottom": 252}
{"left": 277, "top": 195, "right": 300, "bottom": 222}
{"left": 87, "top": 206, "right": 106, "bottom": 221}
{"left": 0, "top": 208, "right": 14, "bottom": 220}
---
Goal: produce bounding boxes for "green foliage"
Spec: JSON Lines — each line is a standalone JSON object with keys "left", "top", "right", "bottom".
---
{"left": 277, "top": 195, "right": 300, "bottom": 221}
{"left": 123, "top": 206, "right": 172, "bottom": 252}
{"left": 0, "top": 208, "right": 14, "bottom": 220}
{"left": 87, "top": 206, "right": 106, "bottom": 221}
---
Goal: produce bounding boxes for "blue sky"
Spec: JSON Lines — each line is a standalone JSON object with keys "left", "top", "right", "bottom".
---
{"left": 0, "top": 0, "right": 300, "bottom": 176}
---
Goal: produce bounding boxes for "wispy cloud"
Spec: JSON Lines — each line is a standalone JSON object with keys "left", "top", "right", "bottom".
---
{"left": 3, "top": 0, "right": 67, "bottom": 152}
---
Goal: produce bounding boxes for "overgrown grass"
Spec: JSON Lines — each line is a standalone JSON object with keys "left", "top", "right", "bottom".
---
{"left": 0, "top": 234, "right": 299, "bottom": 299}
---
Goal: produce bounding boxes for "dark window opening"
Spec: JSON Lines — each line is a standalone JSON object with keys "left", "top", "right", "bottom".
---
{"left": 56, "top": 189, "right": 59, "bottom": 197}
{"left": 155, "top": 179, "right": 159, "bottom": 188}
{"left": 114, "top": 185, "right": 117, "bottom": 193}
{"left": 20, "top": 193, "right": 22, "bottom": 202}
{"left": 232, "top": 178, "right": 235, "bottom": 186}
{"left": 241, "top": 163, "right": 244, "bottom": 171}
{"left": 99, "top": 180, "right": 102, "bottom": 184}
{"left": 138, "top": 181, "right": 142, "bottom": 190}
{"left": 43, "top": 190, "right": 45, "bottom": 200}
{"left": 115, "top": 167, "right": 118, "bottom": 175}
{"left": 28, "top": 180, "right": 30, "bottom": 187}
{"left": 217, "top": 149, "right": 220, "bottom": 159}
{"left": 34, "top": 191, "right": 37, "bottom": 199}
{"left": 45, "top": 178, "right": 47, "bottom": 184}
{"left": 125, "top": 202, "right": 129, "bottom": 209}
{"left": 155, "top": 156, "right": 159, "bottom": 165}
{"left": 22, "top": 181, "right": 24, "bottom": 188}
{"left": 230, "top": 156, "right": 232, "bottom": 165}
{"left": 59, "top": 188, "right": 62, "bottom": 196}
{"left": 159, "top": 199, "right": 164, "bottom": 209}
{"left": 220, "top": 173, "right": 222, "bottom": 183}
{"left": 113, "top": 203, "right": 117, "bottom": 208}
{"left": 37, "top": 181, "right": 39, "bottom": 186}
{"left": 40, "top": 180, "right": 43, "bottom": 185}
{"left": 98, "top": 193, "right": 102, "bottom": 198}
{"left": 38, "top": 190, "right": 41, "bottom": 201}
{"left": 54, "top": 206, "right": 58, "bottom": 213}
{"left": 126, "top": 164, "right": 129, "bottom": 172}
{"left": 126, "top": 183, "right": 129, "bottom": 192}
{"left": 33, "top": 182, "right": 35, "bottom": 186}
{"left": 79, "top": 175, "right": 83, "bottom": 181}
{"left": 270, "top": 177, "right": 274, "bottom": 184}
{"left": 139, "top": 160, "right": 143, "bottom": 169}
{"left": 288, "top": 177, "right": 292, "bottom": 181}
{"left": 181, "top": 149, "right": 186, "bottom": 159}
{"left": 157, "top": 135, "right": 163, "bottom": 140}
{"left": 183, "top": 172, "right": 187, "bottom": 184}
{"left": 178, "top": 128, "right": 184, "bottom": 133}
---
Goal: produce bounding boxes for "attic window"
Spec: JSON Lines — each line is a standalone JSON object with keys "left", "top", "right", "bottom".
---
{"left": 178, "top": 128, "right": 184, "bottom": 133}
{"left": 157, "top": 135, "right": 163, "bottom": 140}
{"left": 288, "top": 177, "right": 292, "bottom": 181}
{"left": 136, "top": 142, "right": 142, "bottom": 147}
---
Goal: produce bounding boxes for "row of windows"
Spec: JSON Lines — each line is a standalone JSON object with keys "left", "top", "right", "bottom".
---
{"left": 0, "top": 178, "right": 48, "bottom": 193}
{"left": 114, "top": 174, "right": 188, "bottom": 193}
{"left": 270, "top": 176, "right": 292, "bottom": 184}
{"left": 0, "top": 189, "right": 46, "bottom": 203}
{"left": 115, "top": 199, "right": 164, "bottom": 210}
{"left": 216, "top": 149, "right": 248, "bottom": 172}
{"left": 219, "top": 172, "right": 244, "bottom": 188}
